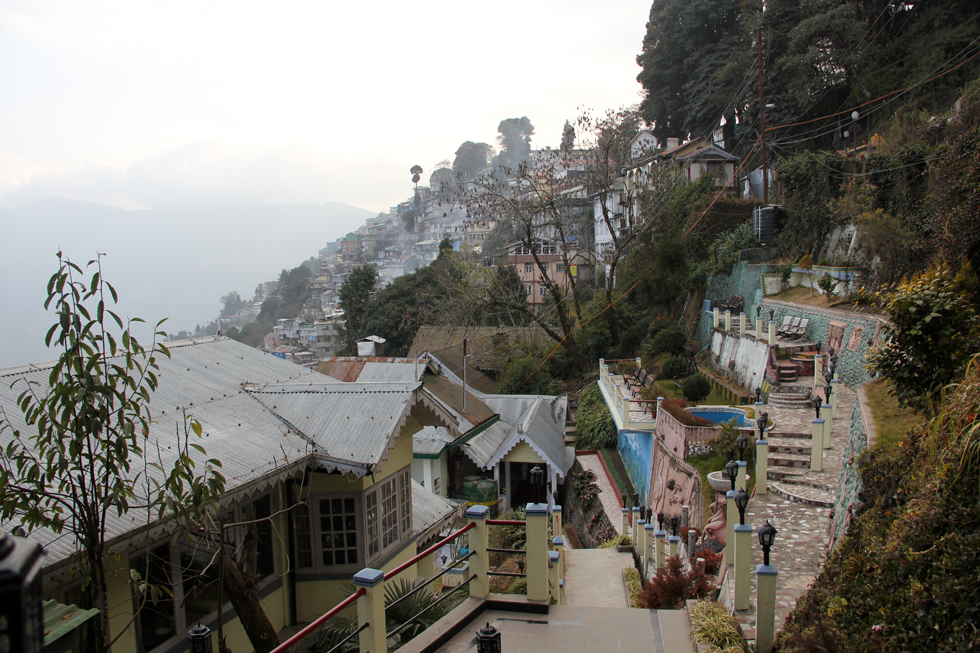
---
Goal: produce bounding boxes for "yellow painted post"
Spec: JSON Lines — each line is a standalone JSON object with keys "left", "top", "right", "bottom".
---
{"left": 830, "top": 380, "right": 839, "bottom": 420}
{"left": 810, "top": 419, "right": 824, "bottom": 472}
{"left": 466, "top": 505, "right": 490, "bottom": 599}
{"left": 631, "top": 507, "right": 641, "bottom": 541}
{"left": 654, "top": 528, "right": 667, "bottom": 569}
{"left": 756, "top": 436, "right": 769, "bottom": 496}
{"left": 813, "top": 355, "right": 824, "bottom": 385}
{"left": 734, "top": 524, "right": 752, "bottom": 611}
{"left": 548, "top": 551, "right": 561, "bottom": 605}
{"left": 768, "top": 320, "right": 777, "bottom": 346}
{"left": 726, "top": 491, "right": 737, "bottom": 568}
{"left": 756, "top": 564, "right": 778, "bottom": 653}
{"left": 739, "top": 312, "right": 747, "bottom": 335}
{"left": 599, "top": 358, "right": 605, "bottom": 382}
{"left": 644, "top": 523, "right": 655, "bottom": 575}
{"left": 725, "top": 310, "right": 732, "bottom": 331}
{"left": 821, "top": 403, "right": 833, "bottom": 449}
{"left": 621, "top": 508, "right": 629, "bottom": 536}
{"left": 736, "top": 461, "right": 748, "bottom": 492}
{"left": 756, "top": 316, "right": 765, "bottom": 341}
{"left": 635, "top": 519, "right": 647, "bottom": 569}
{"left": 668, "top": 534, "right": 679, "bottom": 560}
{"left": 552, "top": 506, "right": 562, "bottom": 537}
{"left": 713, "top": 308, "right": 721, "bottom": 328}
{"left": 353, "top": 568, "right": 387, "bottom": 653}
{"left": 552, "top": 536, "right": 564, "bottom": 583}
{"left": 525, "top": 503, "right": 550, "bottom": 603}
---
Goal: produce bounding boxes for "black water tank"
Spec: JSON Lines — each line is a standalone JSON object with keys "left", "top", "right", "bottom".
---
{"left": 753, "top": 205, "right": 785, "bottom": 243}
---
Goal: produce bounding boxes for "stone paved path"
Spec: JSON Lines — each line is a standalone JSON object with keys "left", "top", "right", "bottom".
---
{"left": 562, "top": 548, "right": 633, "bottom": 608}
{"left": 723, "top": 380, "right": 855, "bottom": 637}
{"left": 576, "top": 453, "right": 623, "bottom": 535}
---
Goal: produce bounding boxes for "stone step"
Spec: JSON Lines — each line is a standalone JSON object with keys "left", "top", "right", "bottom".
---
{"left": 777, "top": 476, "right": 836, "bottom": 494}
{"left": 767, "top": 395, "right": 811, "bottom": 409}
{"left": 767, "top": 431, "right": 812, "bottom": 440}
{"left": 766, "top": 465, "right": 808, "bottom": 481}
{"left": 768, "top": 480, "right": 836, "bottom": 508}
{"left": 767, "top": 441, "right": 812, "bottom": 455}
{"left": 769, "top": 452, "right": 811, "bottom": 469}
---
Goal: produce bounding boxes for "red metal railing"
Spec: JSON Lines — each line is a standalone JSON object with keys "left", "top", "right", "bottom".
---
{"left": 486, "top": 519, "right": 525, "bottom": 526}
{"left": 384, "top": 521, "right": 475, "bottom": 580}
{"left": 270, "top": 587, "right": 365, "bottom": 653}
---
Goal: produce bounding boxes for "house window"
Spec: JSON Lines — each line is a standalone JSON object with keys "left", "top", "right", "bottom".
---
{"left": 364, "top": 468, "right": 412, "bottom": 561}
{"left": 366, "top": 491, "right": 379, "bottom": 557}
{"left": 294, "top": 503, "right": 314, "bottom": 568}
{"left": 539, "top": 286, "right": 547, "bottom": 296}
{"left": 555, "top": 262, "right": 565, "bottom": 273}
{"left": 524, "top": 263, "right": 533, "bottom": 274}
{"left": 242, "top": 494, "right": 274, "bottom": 578}
{"left": 319, "top": 497, "right": 358, "bottom": 566}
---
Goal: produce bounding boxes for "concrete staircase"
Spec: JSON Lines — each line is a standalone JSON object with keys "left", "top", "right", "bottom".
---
{"left": 763, "top": 431, "right": 836, "bottom": 508}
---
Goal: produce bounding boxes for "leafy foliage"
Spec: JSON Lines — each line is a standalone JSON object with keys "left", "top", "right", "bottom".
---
{"left": 0, "top": 254, "right": 224, "bottom": 653}
{"left": 638, "top": 556, "right": 713, "bottom": 609}
{"left": 866, "top": 262, "right": 980, "bottom": 416}
{"left": 623, "top": 567, "right": 643, "bottom": 608}
{"left": 575, "top": 382, "right": 617, "bottom": 450}
{"left": 682, "top": 374, "right": 712, "bottom": 403}
{"left": 649, "top": 324, "right": 689, "bottom": 356}
{"left": 688, "top": 600, "right": 746, "bottom": 653}
{"left": 661, "top": 356, "right": 689, "bottom": 380}
{"left": 774, "top": 359, "right": 980, "bottom": 652}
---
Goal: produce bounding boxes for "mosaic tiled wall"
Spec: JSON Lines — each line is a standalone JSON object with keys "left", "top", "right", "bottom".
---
{"left": 829, "top": 396, "right": 868, "bottom": 549}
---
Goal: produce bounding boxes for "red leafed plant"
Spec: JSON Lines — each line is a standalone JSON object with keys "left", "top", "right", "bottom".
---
{"left": 638, "top": 556, "right": 714, "bottom": 609}
{"left": 694, "top": 548, "right": 723, "bottom": 575}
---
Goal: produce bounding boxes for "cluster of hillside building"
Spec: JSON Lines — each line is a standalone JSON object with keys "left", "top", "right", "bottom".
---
{"left": 252, "top": 133, "right": 745, "bottom": 362}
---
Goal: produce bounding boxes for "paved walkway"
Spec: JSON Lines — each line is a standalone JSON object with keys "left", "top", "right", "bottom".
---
{"left": 563, "top": 548, "right": 632, "bottom": 608}
{"left": 434, "top": 605, "right": 694, "bottom": 652}
{"left": 721, "top": 381, "right": 855, "bottom": 638}
{"left": 576, "top": 453, "right": 623, "bottom": 535}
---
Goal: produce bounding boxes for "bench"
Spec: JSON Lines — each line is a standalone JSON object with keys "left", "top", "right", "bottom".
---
{"left": 719, "top": 295, "right": 744, "bottom": 315}
{"left": 673, "top": 377, "right": 684, "bottom": 395}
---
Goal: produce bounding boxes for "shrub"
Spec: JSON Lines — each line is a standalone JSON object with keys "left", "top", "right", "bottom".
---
{"left": 575, "top": 383, "right": 617, "bottom": 449}
{"left": 623, "top": 567, "right": 643, "bottom": 608}
{"left": 688, "top": 600, "right": 746, "bottom": 652}
{"left": 649, "top": 324, "right": 688, "bottom": 356}
{"left": 647, "top": 315, "right": 673, "bottom": 339}
{"left": 710, "top": 419, "right": 754, "bottom": 463}
{"left": 817, "top": 273, "right": 836, "bottom": 299}
{"left": 599, "top": 534, "right": 632, "bottom": 549}
{"left": 637, "top": 556, "right": 713, "bottom": 609}
{"left": 661, "top": 398, "right": 714, "bottom": 427}
{"left": 661, "top": 356, "right": 689, "bottom": 379}
{"left": 779, "top": 264, "right": 793, "bottom": 285}
{"left": 683, "top": 373, "right": 711, "bottom": 403}
{"left": 692, "top": 548, "right": 723, "bottom": 575}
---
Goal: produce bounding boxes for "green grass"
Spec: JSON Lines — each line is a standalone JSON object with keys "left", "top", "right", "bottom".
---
{"left": 864, "top": 378, "right": 926, "bottom": 451}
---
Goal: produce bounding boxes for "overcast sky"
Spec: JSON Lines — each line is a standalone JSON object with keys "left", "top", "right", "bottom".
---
{"left": 0, "top": 0, "right": 652, "bottom": 213}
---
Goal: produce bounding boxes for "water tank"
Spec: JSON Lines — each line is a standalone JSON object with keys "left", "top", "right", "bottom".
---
{"left": 753, "top": 206, "right": 785, "bottom": 243}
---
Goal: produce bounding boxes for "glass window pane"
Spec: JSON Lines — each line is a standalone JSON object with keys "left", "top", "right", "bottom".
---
{"left": 333, "top": 516, "right": 344, "bottom": 531}
{"left": 323, "top": 551, "right": 333, "bottom": 566}
{"left": 332, "top": 499, "right": 342, "bottom": 513}
{"left": 344, "top": 498, "right": 355, "bottom": 512}
{"left": 335, "top": 550, "right": 346, "bottom": 565}
{"left": 346, "top": 533, "right": 356, "bottom": 547}
{"left": 348, "top": 549, "right": 357, "bottom": 564}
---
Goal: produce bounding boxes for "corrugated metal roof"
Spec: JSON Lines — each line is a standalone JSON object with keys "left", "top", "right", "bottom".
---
{"left": 471, "top": 397, "right": 567, "bottom": 478}
{"left": 413, "top": 426, "right": 454, "bottom": 456}
{"left": 460, "top": 420, "right": 512, "bottom": 468}
{"left": 43, "top": 600, "right": 100, "bottom": 648}
{"left": 411, "top": 481, "right": 465, "bottom": 544}
{"left": 478, "top": 393, "right": 567, "bottom": 428}
{"left": 316, "top": 357, "right": 422, "bottom": 383}
{"left": 0, "top": 337, "right": 419, "bottom": 570}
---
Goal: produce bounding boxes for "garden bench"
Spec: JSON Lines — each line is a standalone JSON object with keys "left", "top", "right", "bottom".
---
{"left": 673, "top": 377, "right": 684, "bottom": 395}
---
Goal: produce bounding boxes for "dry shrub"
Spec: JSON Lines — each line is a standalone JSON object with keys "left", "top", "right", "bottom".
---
{"left": 637, "top": 556, "right": 713, "bottom": 609}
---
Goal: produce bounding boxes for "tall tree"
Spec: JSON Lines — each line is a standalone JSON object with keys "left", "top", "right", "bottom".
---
{"left": 560, "top": 120, "right": 576, "bottom": 151}
{"left": 338, "top": 264, "right": 378, "bottom": 352}
{"left": 636, "top": 0, "right": 747, "bottom": 141}
{"left": 452, "top": 141, "right": 495, "bottom": 181}
{"left": 0, "top": 254, "right": 225, "bottom": 653}
{"left": 220, "top": 290, "right": 244, "bottom": 318}
{"left": 493, "top": 117, "right": 535, "bottom": 170}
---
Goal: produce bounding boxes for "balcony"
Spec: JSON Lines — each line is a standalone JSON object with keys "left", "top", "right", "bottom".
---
{"left": 596, "top": 358, "right": 657, "bottom": 431}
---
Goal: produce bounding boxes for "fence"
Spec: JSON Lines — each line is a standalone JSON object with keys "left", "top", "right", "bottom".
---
{"left": 268, "top": 504, "right": 564, "bottom": 653}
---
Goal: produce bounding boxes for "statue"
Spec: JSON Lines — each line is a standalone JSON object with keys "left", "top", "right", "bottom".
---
{"left": 702, "top": 494, "right": 727, "bottom": 548}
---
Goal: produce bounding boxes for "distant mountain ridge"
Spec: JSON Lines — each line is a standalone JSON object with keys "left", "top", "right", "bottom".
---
{"left": 0, "top": 198, "right": 376, "bottom": 368}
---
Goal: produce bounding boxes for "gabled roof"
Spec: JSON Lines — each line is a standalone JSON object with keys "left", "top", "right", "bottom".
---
{"left": 316, "top": 356, "right": 423, "bottom": 383}
{"left": 461, "top": 396, "right": 567, "bottom": 478}
{"left": 675, "top": 144, "right": 739, "bottom": 162}
{"left": 413, "top": 425, "right": 455, "bottom": 456}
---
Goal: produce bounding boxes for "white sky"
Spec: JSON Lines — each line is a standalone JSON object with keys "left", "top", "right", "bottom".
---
{"left": 0, "top": 0, "right": 652, "bottom": 213}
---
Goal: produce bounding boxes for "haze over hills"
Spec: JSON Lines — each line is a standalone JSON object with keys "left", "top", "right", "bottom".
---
{"left": 0, "top": 197, "right": 376, "bottom": 368}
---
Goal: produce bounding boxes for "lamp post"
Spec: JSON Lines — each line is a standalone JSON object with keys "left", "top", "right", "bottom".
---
{"left": 670, "top": 515, "right": 680, "bottom": 536}
{"left": 733, "top": 489, "right": 751, "bottom": 611}
{"left": 657, "top": 511, "right": 665, "bottom": 531}
{"left": 476, "top": 622, "right": 502, "bottom": 653}
{"left": 811, "top": 395, "right": 822, "bottom": 420}
{"left": 756, "top": 411, "right": 769, "bottom": 495}
{"left": 736, "top": 433, "right": 748, "bottom": 462}
{"left": 724, "top": 460, "right": 738, "bottom": 565}
{"left": 530, "top": 465, "right": 544, "bottom": 504}
{"left": 0, "top": 530, "right": 44, "bottom": 653}
{"left": 725, "top": 459, "right": 738, "bottom": 493}
{"left": 756, "top": 521, "right": 779, "bottom": 653}
{"left": 187, "top": 625, "right": 213, "bottom": 653}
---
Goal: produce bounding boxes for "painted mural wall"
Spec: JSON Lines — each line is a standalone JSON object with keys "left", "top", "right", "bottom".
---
{"left": 618, "top": 429, "right": 654, "bottom": 505}
{"left": 710, "top": 330, "right": 773, "bottom": 392}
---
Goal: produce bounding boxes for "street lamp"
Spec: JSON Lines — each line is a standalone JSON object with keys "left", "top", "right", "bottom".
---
{"left": 824, "top": 383, "right": 833, "bottom": 405}
{"left": 187, "top": 625, "right": 213, "bottom": 653}
{"left": 633, "top": 493, "right": 640, "bottom": 510}
{"left": 737, "top": 433, "right": 748, "bottom": 461}
{"left": 725, "top": 459, "right": 739, "bottom": 493}
{"left": 670, "top": 515, "right": 680, "bottom": 536}
{"left": 0, "top": 530, "right": 44, "bottom": 653}
{"left": 476, "top": 622, "right": 502, "bottom": 653}
{"left": 657, "top": 511, "right": 665, "bottom": 531}
{"left": 734, "top": 489, "right": 750, "bottom": 525}
{"left": 622, "top": 493, "right": 627, "bottom": 510}
{"left": 758, "top": 520, "right": 778, "bottom": 566}
{"left": 811, "top": 395, "right": 823, "bottom": 420}
{"left": 530, "top": 465, "right": 544, "bottom": 504}
{"left": 756, "top": 411, "right": 769, "bottom": 436}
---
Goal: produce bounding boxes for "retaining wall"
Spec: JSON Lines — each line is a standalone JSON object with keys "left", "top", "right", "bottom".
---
{"left": 829, "top": 386, "right": 875, "bottom": 549}
{"left": 564, "top": 459, "right": 616, "bottom": 548}
{"left": 618, "top": 430, "right": 655, "bottom": 506}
